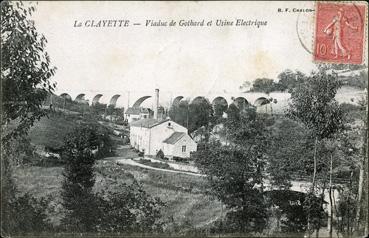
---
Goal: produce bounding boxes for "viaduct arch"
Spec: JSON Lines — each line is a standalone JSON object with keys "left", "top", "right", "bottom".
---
{"left": 92, "top": 94, "right": 103, "bottom": 105}
{"left": 109, "top": 94, "right": 121, "bottom": 107}
{"left": 132, "top": 96, "right": 151, "bottom": 108}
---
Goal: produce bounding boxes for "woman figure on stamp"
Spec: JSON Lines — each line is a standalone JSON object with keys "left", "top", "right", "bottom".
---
{"left": 323, "top": 8, "right": 358, "bottom": 60}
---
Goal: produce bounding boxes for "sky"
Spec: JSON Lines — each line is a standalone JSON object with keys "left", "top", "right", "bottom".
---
{"left": 30, "top": 1, "right": 319, "bottom": 106}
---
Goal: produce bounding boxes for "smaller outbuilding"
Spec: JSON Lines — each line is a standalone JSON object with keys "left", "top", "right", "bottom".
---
{"left": 125, "top": 107, "right": 151, "bottom": 123}
{"left": 162, "top": 132, "right": 197, "bottom": 158}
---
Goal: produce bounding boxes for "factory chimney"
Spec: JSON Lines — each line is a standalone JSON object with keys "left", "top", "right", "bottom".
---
{"left": 154, "top": 88, "right": 159, "bottom": 120}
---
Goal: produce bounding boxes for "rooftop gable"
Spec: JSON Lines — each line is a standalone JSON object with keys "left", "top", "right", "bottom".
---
{"left": 162, "top": 132, "right": 186, "bottom": 144}
{"left": 130, "top": 118, "right": 170, "bottom": 128}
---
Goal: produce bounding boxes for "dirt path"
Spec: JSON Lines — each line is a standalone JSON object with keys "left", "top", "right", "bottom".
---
{"left": 104, "top": 156, "right": 205, "bottom": 177}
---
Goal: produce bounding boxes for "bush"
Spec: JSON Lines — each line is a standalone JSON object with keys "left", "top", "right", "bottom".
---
{"left": 95, "top": 180, "right": 164, "bottom": 233}
{"left": 60, "top": 124, "right": 164, "bottom": 233}
{"left": 2, "top": 140, "right": 52, "bottom": 235}
{"left": 173, "top": 156, "right": 189, "bottom": 164}
{"left": 156, "top": 149, "right": 165, "bottom": 159}
{"left": 2, "top": 193, "right": 51, "bottom": 235}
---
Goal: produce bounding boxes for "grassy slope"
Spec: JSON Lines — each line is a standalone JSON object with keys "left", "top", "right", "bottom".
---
{"left": 15, "top": 120, "right": 222, "bottom": 230}
{"left": 28, "top": 113, "right": 78, "bottom": 149}
{"left": 13, "top": 161, "right": 222, "bottom": 230}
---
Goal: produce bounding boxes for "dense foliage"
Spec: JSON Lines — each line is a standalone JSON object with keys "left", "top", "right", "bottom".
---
{"left": 1, "top": 2, "right": 57, "bottom": 236}
{"left": 169, "top": 99, "right": 214, "bottom": 134}
{"left": 195, "top": 142, "right": 267, "bottom": 233}
{"left": 249, "top": 71, "right": 307, "bottom": 93}
{"left": 247, "top": 66, "right": 367, "bottom": 94}
{"left": 267, "top": 118, "right": 316, "bottom": 189}
{"left": 287, "top": 70, "right": 344, "bottom": 140}
{"left": 61, "top": 124, "right": 163, "bottom": 233}
{"left": 286, "top": 69, "right": 345, "bottom": 236}
{"left": 1, "top": 138, "right": 51, "bottom": 235}
{"left": 61, "top": 124, "right": 102, "bottom": 231}
{"left": 1, "top": 1, "right": 57, "bottom": 142}
{"left": 194, "top": 108, "right": 272, "bottom": 233}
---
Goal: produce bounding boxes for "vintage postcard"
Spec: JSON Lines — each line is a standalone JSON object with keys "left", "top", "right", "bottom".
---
{"left": 1, "top": 1, "right": 368, "bottom": 238}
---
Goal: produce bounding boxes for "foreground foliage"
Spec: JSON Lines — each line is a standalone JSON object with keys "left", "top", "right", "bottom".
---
{"left": 61, "top": 124, "right": 164, "bottom": 233}
{"left": 1, "top": 1, "right": 56, "bottom": 142}
{"left": 1, "top": 2, "right": 57, "bottom": 236}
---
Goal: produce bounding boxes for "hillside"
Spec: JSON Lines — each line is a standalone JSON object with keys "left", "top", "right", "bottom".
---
{"left": 28, "top": 113, "right": 81, "bottom": 149}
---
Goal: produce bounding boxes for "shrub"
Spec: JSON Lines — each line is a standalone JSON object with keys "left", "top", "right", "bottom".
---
{"left": 156, "top": 149, "right": 165, "bottom": 159}
{"left": 2, "top": 140, "right": 52, "bottom": 235}
{"left": 173, "top": 156, "right": 189, "bottom": 164}
{"left": 61, "top": 125, "right": 164, "bottom": 233}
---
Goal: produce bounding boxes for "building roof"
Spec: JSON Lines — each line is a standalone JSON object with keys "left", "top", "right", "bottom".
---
{"left": 130, "top": 118, "right": 170, "bottom": 128}
{"left": 162, "top": 132, "right": 186, "bottom": 144}
{"left": 125, "top": 107, "right": 150, "bottom": 115}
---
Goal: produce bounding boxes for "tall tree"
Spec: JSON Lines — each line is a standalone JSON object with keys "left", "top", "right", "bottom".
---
{"left": 195, "top": 109, "right": 272, "bottom": 233}
{"left": 168, "top": 100, "right": 189, "bottom": 127}
{"left": 1, "top": 2, "right": 56, "bottom": 235}
{"left": 1, "top": 1, "right": 57, "bottom": 142}
{"left": 354, "top": 94, "right": 368, "bottom": 235}
{"left": 267, "top": 118, "right": 316, "bottom": 189}
{"left": 61, "top": 123, "right": 163, "bottom": 233}
{"left": 61, "top": 124, "right": 100, "bottom": 232}
{"left": 188, "top": 99, "right": 213, "bottom": 134}
{"left": 195, "top": 143, "right": 267, "bottom": 233}
{"left": 287, "top": 69, "right": 344, "bottom": 236}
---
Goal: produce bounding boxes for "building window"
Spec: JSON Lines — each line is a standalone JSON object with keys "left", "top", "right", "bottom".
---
{"left": 182, "top": 145, "right": 186, "bottom": 152}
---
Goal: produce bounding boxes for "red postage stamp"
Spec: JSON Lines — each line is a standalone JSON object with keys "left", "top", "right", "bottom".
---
{"left": 314, "top": 2, "right": 367, "bottom": 64}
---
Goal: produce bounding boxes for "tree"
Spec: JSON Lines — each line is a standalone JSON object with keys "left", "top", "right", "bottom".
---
{"left": 225, "top": 103, "right": 241, "bottom": 125}
{"left": 188, "top": 99, "right": 213, "bottom": 134}
{"left": 61, "top": 124, "right": 100, "bottom": 232}
{"left": 169, "top": 100, "right": 189, "bottom": 128}
{"left": 1, "top": 2, "right": 56, "bottom": 235}
{"left": 352, "top": 94, "right": 368, "bottom": 235}
{"left": 194, "top": 110, "right": 272, "bottom": 233}
{"left": 250, "top": 78, "right": 277, "bottom": 94}
{"left": 287, "top": 70, "right": 344, "bottom": 188}
{"left": 267, "top": 118, "right": 316, "bottom": 189}
{"left": 195, "top": 143, "right": 267, "bottom": 233}
{"left": 1, "top": 1, "right": 57, "bottom": 142}
{"left": 277, "top": 70, "right": 307, "bottom": 92}
{"left": 1, "top": 137, "right": 52, "bottom": 235}
{"left": 213, "top": 103, "right": 227, "bottom": 119}
{"left": 266, "top": 190, "right": 323, "bottom": 234}
{"left": 93, "top": 179, "right": 163, "bottom": 234}
{"left": 287, "top": 69, "right": 344, "bottom": 236}
{"left": 60, "top": 124, "right": 163, "bottom": 233}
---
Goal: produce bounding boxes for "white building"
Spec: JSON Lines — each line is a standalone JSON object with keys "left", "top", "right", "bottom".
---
{"left": 125, "top": 107, "right": 151, "bottom": 123}
{"left": 130, "top": 118, "right": 197, "bottom": 158}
